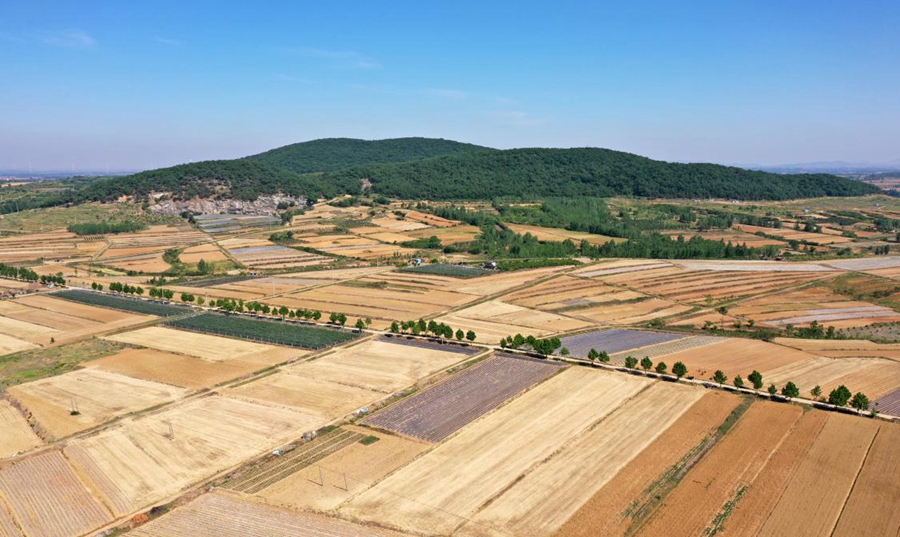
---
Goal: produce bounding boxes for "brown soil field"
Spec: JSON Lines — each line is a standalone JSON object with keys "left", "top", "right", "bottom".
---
{"left": 282, "top": 266, "right": 396, "bottom": 281}
{"left": 0, "top": 400, "right": 41, "bottom": 459}
{"left": 341, "top": 368, "right": 651, "bottom": 535}
{"left": 179, "top": 243, "right": 226, "bottom": 263}
{"left": 0, "top": 299, "right": 102, "bottom": 332}
{"left": 8, "top": 369, "right": 187, "bottom": 438}
{"left": 64, "top": 395, "right": 316, "bottom": 516}
{"left": 572, "top": 298, "right": 691, "bottom": 325}
{"left": 210, "top": 276, "right": 322, "bottom": 297}
{"left": 358, "top": 270, "right": 474, "bottom": 292}
{"left": 503, "top": 275, "right": 644, "bottom": 310}
{"left": 129, "top": 490, "right": 402, "bottom": 537}
{"left": 286, "top": 339, "right": 470, "bottom": 393}
{"left": 573, "top": 260, "right": 674, "bottom": 278}
{"left": 659, "top": 338, "right": 815, "bottom": 380}
{"left": 0, "top": 449, "right": 111, "bottom": 537}
{"left": 402, "top": 209, "right": 458, "bottom": 227}
{"left": 0, "top": 231, "right": 86, "bottom": 263}
{"left": 454, "top": 266, "right": 570, "bottom": 296}
{"left": 104, "top": 252, "right": 172, "bottom": 273}
{"left": 259, "top": 425, "right": 429, "bottom": 512}
{"left": 459, "top": 382, "right": 704, "bottom": 537}
{"left": 104, "top": 326, "right": 303, "bottom": 365}
{"left": 369, "top": 215, "right": 430, "bottom": 231}
{"left": 756, "top": 414, "right": 880, "bottom": 537}
{"left": 831, "top": 423, "right": 900, "bottom": 537}
{"left": 662, "top": 229, "right": 786, "bottom": 247}
{"left": 0, "top": 315, "right": 59, "bottom": 343}
{"left": 719, "top": 410, "right": 829, "bottom": 536}
{"left": 437, "top": 300, "right": 591, "bottom": 344}
{"left": 18, "top": 293, "right": 149, "bottom": 323}
{"left": 765, "top": 356, "right": 900, "bottom": 399}
{"left": 505, "top": 223, "right": 623, "bottom": 245}
{"left": 107, "top": 226, "right": 206, "bottom": 249}
{"left": 554, "top": 390, "right": 741, "bottom": 537}
{"left": 773, "top": 337, "right": 900, "bottom": 360}
{"left": 634, "top": 401, "right": 803, "bottom": 537}
{"left": 674, "top": 260, "right": 836, "bottom": 272}
{"left": 228, "top": 371, "right": 382, "bottom": 421}
{"left": 99, "top": 245, "right": 167, "bottom": 259}
{"left": 87, "top": 348, "right": 267, "bottom": 389}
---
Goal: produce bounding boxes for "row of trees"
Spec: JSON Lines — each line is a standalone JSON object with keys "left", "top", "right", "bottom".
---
{"left": 39, "top": 274, "right": 65, "bottom": 285}
{"left": 499, "top": 333, "right": 561, "bottom": 355}
{"left": 719, "top": 370, "right": 871, "bottom": 413}
{"left": 109, "top": 281, "right": 145, "bottom": 295}
{"left": 389, "top": 319, "right": 477, "bottom": 342}
{"left": 0, "top": 263, "right": 39, "bottom": 282}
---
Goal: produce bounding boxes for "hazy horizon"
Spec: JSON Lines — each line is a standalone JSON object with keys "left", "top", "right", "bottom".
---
{"left": 2, "top": 1, "right": 899, "bottom": 171}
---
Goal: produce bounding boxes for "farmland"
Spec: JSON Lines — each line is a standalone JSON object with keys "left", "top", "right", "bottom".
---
{"left": 363, "top": 354, "right": 564, "bottom": 442}
{"left": 53, "top": 289, "right": 189, "bottom": 317}
{"left": 168, "top": 313, "right": 357, "bottom": 349}
{"left": 0, "top": 400, "right": 41, "bottom": 458}
{"left": 557, "top": 329, "right": 684, "bottom": 357}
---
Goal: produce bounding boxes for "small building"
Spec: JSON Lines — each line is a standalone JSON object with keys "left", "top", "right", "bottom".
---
{"left": 411, "top": 258, "right": 423, "bottom": 266}
{"left": 482, "top": 261, "right": 498, "bottom": 270}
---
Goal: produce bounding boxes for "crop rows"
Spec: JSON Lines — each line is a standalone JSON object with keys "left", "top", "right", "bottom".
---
{"left": 224, "top": 429, "right": 364, "bottom": 494}
{"left": 167, "top": 313, "right": 357, "bottom": 349}
{"left": 400, "top": 263, "right": 491, "bottom": 278}
{"left": 609, "top": 335, "right": 725, "bottom": 363}
{"left": 53, "top": 290, "right": 189, "bottom": 317}
{"left": 874, "top": 386, "right": 900, "bottom": 415}
{"left": 364, "top": 354, "right": 564, "bottom": 442}
{"left": 559, "top": 329, "right": 684, "bottom": 357}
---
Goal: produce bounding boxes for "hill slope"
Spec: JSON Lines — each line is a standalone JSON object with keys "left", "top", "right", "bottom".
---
{"left": 247, "top": 137, "right": 491, "bottom": 173}
{"left": 323, "top": 147, "right": 880, "bottom": 200}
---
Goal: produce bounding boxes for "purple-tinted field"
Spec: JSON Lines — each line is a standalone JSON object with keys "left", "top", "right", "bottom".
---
{"left": 874, "top": 387, "right": 900, "bottom": 415}
{"left": 363, "top": 354, "right": 563, "bottom": 442}
{"left": 558, "top": 329, "right": 684, "bottom": 357}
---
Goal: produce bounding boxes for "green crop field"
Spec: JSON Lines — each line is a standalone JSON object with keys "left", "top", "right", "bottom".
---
{"left": 168, "top": 313, "right": 357, "bottom": 349}
{"left": 53, "top": 290, "right": 190, "bottom": 317}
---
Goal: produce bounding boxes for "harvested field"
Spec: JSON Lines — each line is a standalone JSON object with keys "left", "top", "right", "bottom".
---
{"left": 286, "top": 339, "right": 471, "bottom": 394}
{"left": 574, "top": 260, "right": 673, "bottom": 278}
{"left": 400, "top": 263, "right": 491, "bottom": 278}
{"left": 106, "top": 225, "right": 206, "bottom": 249}
{"left": 210, "top": 275, "right": 321, "bottom": 297}
{"left": 674, "top": 260, "right": 836, "bottom": 272}
{"left": 402, "top": 224, "right": 481, "bottom": 244}
{"left": 570, "top": 298, "right": 692, "bottom": 325}
{"left": 104, "top": 326, "right": 301, "bottom": 365}
{"left": 609, "top": 335, "right": 725, "bottom": 363}
{"left": 453, "top": 266, "right": 569, "bottom": 296}
{"left": 0, "top": 450, "right": 110, "bottom": 537}
{"left": 64, "top": 395, "right": 316, "bottom": 515}
{"left": 555, "top": 391, "right": 741, "bottom": 537}
{"left": 274, "top": 282, "right": 477, "bottom": 328}
{"left": 102, "top": 252, "right": 171, "bottom": 273}
{"left": 773, "top": 337, "right": 900, "bottom": 360}
{"left": 735, "top": 223, "right": 854, "bottom": 245}
{"left": 0, "top": 314, "right": 58, "bottom": 343}
{"left": 659, "top": 339, "right": 815, "bottom": 380}
{"left": 0, "top": 333, "right": 37, "bottom": 355}
{"left": 168, "top": 313, "right": 357, "bottom": 350}
{"left": 53, "top": 289, "right": 189, "bottom": 317}
{"left": 662, "top": 229, "right": 786, "bottom": 248}
{"left": 756, "top": 414, "right": 880, "bottom": 537}
{"left": 130, "top": 490, "right": 400, "bottom": 537}
{"left": 459, "top": 382, "right": 704, "bottom": 537}
{"left": 720, "top": 410, "right": 829, "bottom": 536}
{"left": 363, "top": 354, "right": 564, "bottom": 442}
{"left": 179, "top": 243, "right": 227, "bottom": 263}
{"left": 505, "top": 223, "right": 622, "bottom": 245}
{"left": 228, "top": 372, "right": 381, "bottom": 421}
{"left": 8, "top": 369, "right": 186, "bottom": 438}
{"left": 503, "top": 275, "right": 647, "bottom": 311}
{"left": 224, "top": 428, "right": 364, "bottom": 494}
{"left": 764, "top": 356, "right": 900, "bottom": 399}
{"left": 228, "top": 243, "right": 331, "bottom": 269}
{"left": 558, "top": 329, "right": 683, "bottom": 357}
{"left": 825, "top": 256, "right": 900, "bottom": 271}
{"left": 88, "top": 348, "right": 269, "bottom": 389}
{"left": 832, "top": 423, "right": 900, "bottom": 537}
{"left": 635, "top": 401, "right": 802, "bottom": 537}
{"left": 0, "top": 400, "right": 41, "bottom": 459}
{"left": 342, "top": 368, "right": 651, "bottom": 535}
{"left": 259, "top": 425, "right": 428, "bottom": 512}
{"left": 437, "top": 300, "right": 591, "bottom": 344}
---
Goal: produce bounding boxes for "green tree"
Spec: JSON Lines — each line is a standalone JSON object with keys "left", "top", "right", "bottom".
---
{"left": 715, "top": 306, "right": 729, "bottom": 329}
{"left": 560, "top": 347, "right": 570, "bottom": 356}
{"left": 599, "top": 350, "right": 610, "bottom": 363}
{"left": 781, "top": 381, "right": 800, "bottom": 399}
{"left": 655, "top": 361, "right": 667, "bottom": 374}
{"left": 850, "top": 392, "right": 869, "bottom": 412}
{"left": 810, "top": 385, "right": 822, "bottom": 400}
{"left": 587, "top": 348, "right": 599, "bottom": 361}
{"left": 624, "top": 356, "right": 638, "bottom": 369}
{"left": 197, "top": 296, "right": 205, "bottom": 306}
{"left": 828, "top": 385, "right": 852, "bottom": 406}
{"left": 713, "top": 370, "right": 727, "bottom": 384}
{"left": 355, "top": 318, "right": 366, "bottom": 330}
{"left": 733, "top": 375, "right": 744, "bottom": 388}
{"left": 390, "top": 321, "right": 400, "bottom": 333}
{"left": 672, "top": 361, "right": 688, "bottom": 379}
{"left": 455, "top": 329, "right": 464, "bottom": 341}
{"left": 748, "top": 370, "right": 763, "bottom": 390}
{"left": 197, "top": 259, "right": 210, "bottom": 274}
{"left": 767, "top": 384, "right": 777, "bottom": 395}
{"left": 640, "top": 356, "right": 653, "bottom": 371}
{"left": 465, "top": 330, "right": 476, "bottom": 342}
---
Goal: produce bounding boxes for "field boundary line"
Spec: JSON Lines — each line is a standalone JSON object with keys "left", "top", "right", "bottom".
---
{"left": 827, "top": 425, "right": 881, "bottom": 537}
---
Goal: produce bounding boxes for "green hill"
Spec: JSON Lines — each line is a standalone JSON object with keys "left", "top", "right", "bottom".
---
{"left": 323, "top": 147, "right": 880, "bottom": 201}
{"left": 76, "top": 159, "right": 334, "bottom": 202}
{"left": 246, "top": 137, "right": 491, "bottom": 173}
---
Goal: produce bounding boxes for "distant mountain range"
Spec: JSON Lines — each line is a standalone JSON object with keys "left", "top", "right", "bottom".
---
{"left": 746, "top": 160, "right": 900, "bottom": 175}
{"left": 16, "top": 138, "right": 883, "bottom": 210}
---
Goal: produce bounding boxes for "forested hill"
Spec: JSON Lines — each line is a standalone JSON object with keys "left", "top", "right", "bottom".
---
{"left": 323, "top": 147, "right": 880, "bottom": 200}
{"left": 69, "top": 140, "right": 879, "bottom": 204}
{"left": 246, "top": 137, "right": 492, "bottom": 173}
{"left": 75, "top": 159, "right": 334, "bottom": 202}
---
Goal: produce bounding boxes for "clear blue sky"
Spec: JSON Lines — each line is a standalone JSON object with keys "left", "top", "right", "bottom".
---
{"left": 1, "top": 1, "right": 898, "bottom": 171}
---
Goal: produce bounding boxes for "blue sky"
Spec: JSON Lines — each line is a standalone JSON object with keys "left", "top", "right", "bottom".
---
{"left": 1, "top": 1, "right": 899, "bottom": 171}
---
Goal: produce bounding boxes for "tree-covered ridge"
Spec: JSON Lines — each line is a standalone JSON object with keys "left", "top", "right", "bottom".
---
{"left": 323, "top": 147, "right": 879, "bottom": 200}
{"left": 247, "top": 137, "right": 492, "bottom": 173}
{"left": 76, "top": 159, "right": 336, "bottom": 202}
